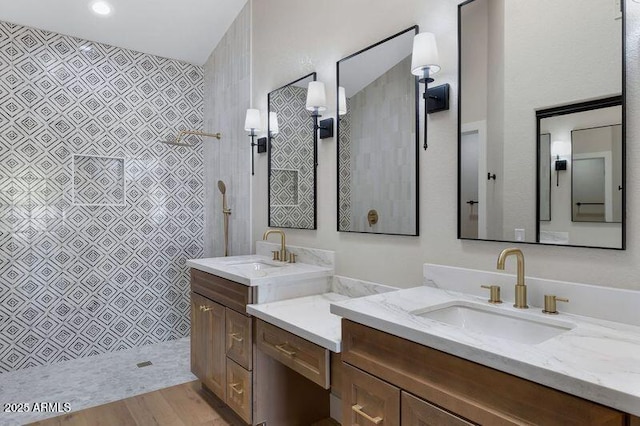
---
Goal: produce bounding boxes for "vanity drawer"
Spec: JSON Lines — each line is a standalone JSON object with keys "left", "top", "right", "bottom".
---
{"left": 190, "top": 269, "right": 254, "bottom": 313}
{"left": 226, "top": 358, "right": 252, "bottom": 424}
{"left": 255, "top": 319, "right": 330, "bottom": 389}
{"left": 225, "top": 307, "right": 252, "bottom": 370}
{"left": 342, "top": 363, "right": 400, "bottom": 426}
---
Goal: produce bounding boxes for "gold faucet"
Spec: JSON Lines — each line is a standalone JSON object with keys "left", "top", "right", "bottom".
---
{"left": 262, "top": 229, "right": 287, "bottom": 261}
{"left": 496, "top": 248, "right": 528, "bottom": 309}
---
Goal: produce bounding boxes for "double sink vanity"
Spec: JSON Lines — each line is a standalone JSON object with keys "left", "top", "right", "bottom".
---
{"left": 186, "top": 237, "right": 640, "bottom": 425}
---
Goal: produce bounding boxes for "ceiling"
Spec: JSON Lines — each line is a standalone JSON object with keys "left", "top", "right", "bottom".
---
{"left": 0, "top": 0, "right": 248, "bottom": 65}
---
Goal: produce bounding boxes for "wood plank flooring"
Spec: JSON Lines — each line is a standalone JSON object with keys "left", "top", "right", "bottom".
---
{"left": 28, "top": 380, "right": 340, "bottom": 426}
{"left": 28, "top": 381, "right": 244, "bottom": 426}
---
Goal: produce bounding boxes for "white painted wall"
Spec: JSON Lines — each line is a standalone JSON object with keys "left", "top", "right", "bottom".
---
{"left": 249, "top": 0, "right": 640, "bottom": 291}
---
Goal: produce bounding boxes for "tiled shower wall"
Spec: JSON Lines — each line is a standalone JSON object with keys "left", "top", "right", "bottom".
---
{"left": 0, "top": 21, "right": 204, "bottom": 372}
{"left": 203, "top": 1, "right": 251, "bottom": 257}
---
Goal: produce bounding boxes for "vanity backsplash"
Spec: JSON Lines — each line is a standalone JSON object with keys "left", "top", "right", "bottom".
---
{"left": 256, "top": 241, "right": 335, "bottom": 268}
{"left": 424, "top": 264, "right": 640, "bottom": 327}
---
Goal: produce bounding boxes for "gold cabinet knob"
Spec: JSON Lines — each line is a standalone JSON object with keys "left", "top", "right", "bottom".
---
{"left": 481, "top": 285, "right": 502, "bottom": 304}
{"left": 543, "top": 295, "right": 569, "bottom": 315}
{"left": 199, "top": 305, "right": 212, "bottom": 312}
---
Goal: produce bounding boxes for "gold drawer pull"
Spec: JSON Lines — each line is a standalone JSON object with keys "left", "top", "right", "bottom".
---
{"left": 229, "top": 332, "right": 244, "bottom": 343}
{"left": 351, "top": 404, "right": 382, "bottom": 424}
{"left": 199, "top": 305, "right": 212, "bottom": 312}
{"left": 275, "top": 343, "right": 297, "bottom": 357}
{"left": 229, "top": 383, "right": 244, "bottom": 395}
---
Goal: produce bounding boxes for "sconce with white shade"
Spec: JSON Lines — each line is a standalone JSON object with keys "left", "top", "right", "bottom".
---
{"left": 269, "top": 112, "right": 279, "bottom": 137}
{"left": 244, "top": 108, "right": 266, "bottom": 176}
{"left": 338, "top": 86, "right": 347, "bottom": 117}
{"left": 411, "top": 32, "right": 450, "bottom": 150}
{"left": 305, "top": 81, "right": 334, "bottom": 139}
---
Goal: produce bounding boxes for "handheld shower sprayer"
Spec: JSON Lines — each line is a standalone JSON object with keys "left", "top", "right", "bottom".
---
{"left": 218, "top": 180, "right": 231, "bottom": 257}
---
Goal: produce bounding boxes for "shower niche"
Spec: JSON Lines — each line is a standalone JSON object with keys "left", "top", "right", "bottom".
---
{"left": 72, "top": 154, "right": 126, "bottom": 206}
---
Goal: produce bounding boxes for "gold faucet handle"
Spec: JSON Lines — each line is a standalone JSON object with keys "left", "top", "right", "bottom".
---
{"left": 543, "top": 295, "right": 569, "bottom": 315}
{"left": 288, "top": 253, "right": 297, "bottom": 264}
{"left": 272, "top": 250, "right": 280, "bottom": 261}
{"left": 481, "top": 285, "right": 502, "bottom": 304}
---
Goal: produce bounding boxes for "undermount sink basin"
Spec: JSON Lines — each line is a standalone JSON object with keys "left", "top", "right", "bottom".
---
{"left": 412, "top": 301, "right": 575, "bottom": 344}
{"left": 228, "top": 260, "right": 284, "bottom": 271}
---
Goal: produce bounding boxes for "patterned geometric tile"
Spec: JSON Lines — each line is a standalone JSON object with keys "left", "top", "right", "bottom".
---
{"left": 338, "top": 98, "right": 352, "bottom": 231}
{"left": 268, "top": 85, "right": 315, "bottom": 229}
{"left": 0, "top": 21, "right": 204, "bottom": 373}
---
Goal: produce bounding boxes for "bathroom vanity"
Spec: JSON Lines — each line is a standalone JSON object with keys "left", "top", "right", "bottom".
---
{"left": 340, "top": 320, "right": 624, "bottom": 425}
{"left": 331, "top": 267, "right": 640, "bottom": 425}
{"left": 187, "top": 251, "right": 334, "bottom": 425}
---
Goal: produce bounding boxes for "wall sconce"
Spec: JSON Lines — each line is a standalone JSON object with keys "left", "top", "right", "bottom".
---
{"left": 551, "top": 139, "right": 570, "bottom": 186}
{"left": 244, "top": 108, "right": 266, "bottom": 176}
{"left": 411, "top": 32, "right": 450, "bottom": 150}
{"left": 306, "top": 81, "right": 334, "bottom": 139}
{"left": 338, "top": 86, "right": 347, "bottom": 117}
{"left": 554, "top": 156, "right": 567, "bottom": 186}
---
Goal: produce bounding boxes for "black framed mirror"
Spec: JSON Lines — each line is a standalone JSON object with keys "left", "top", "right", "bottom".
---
{"left": 337, "top": 26, "right": 420, "bottom": 236}
{"left": 268, "top": 72, "right": 317, "bottom": 229}
{"left": 458, "top": 0, "right": 624, "bottom": 249}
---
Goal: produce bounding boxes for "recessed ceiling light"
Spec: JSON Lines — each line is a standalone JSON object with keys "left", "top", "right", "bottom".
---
{"left": 91, "top": 1, "right": 113, "bottom": 16}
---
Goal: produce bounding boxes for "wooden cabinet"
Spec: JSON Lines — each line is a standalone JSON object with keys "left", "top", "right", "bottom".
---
{"left": 190, "top": 292, "right": 226, "bottom": 401}
{"left": 342, "top": 319, "right": 627, "bottom": 426}
{"left": 191, "top": 271, "right": 255, "bottom": 423}
{"left": 191, "top": 269, "right": 330, "bottom": 425}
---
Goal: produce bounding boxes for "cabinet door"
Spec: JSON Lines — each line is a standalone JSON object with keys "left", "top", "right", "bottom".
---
{"left": 342, "top": 363, "right": 400, "bottom": 426}
{"left": 191, "top": 292, "right": 226, "bottom": 401}
{"left": 402, "top": 392, "right": 475, "bottom": 426}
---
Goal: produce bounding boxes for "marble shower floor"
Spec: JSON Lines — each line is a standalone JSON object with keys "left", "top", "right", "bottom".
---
{"left": 0, "top": 338, "right": 195, "bottom": 426}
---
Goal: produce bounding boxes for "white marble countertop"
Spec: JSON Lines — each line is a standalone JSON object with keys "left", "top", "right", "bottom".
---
{"left": 330, "top": 286, "right": 640, "bottom": 416}
{"left": 247, "top": 292, "right": 349, "bottom": 352}
{"left": 246, "top": 276, "right": 399, "bottom": 353}
{"left": 186, "top": 255, "right": 333, "bottom": 286}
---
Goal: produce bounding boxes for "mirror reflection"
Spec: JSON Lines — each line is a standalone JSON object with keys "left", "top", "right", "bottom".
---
{"left": 268, "top": 73, "right": 317, "bottom": 229}
{"left": 458, "top": 0, "right": 624, "bottom": 249}
{"left": 537, "top": 100, "right": 622, "bottom": 248}
{"left": 337, "top": 26, "right": 419, "bottom": 236}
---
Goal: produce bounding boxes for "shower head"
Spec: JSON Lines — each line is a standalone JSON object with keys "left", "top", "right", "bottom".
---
{"left": 161, "top": 130, "right": 222, "bottom": 147}
{"left": 218, "top": 180, "right": 226, "bottom": 195}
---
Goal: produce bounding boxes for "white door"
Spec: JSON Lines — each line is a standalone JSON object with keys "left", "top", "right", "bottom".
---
{"left": 461, "top": 130, "right": 479, "bottom": 238}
